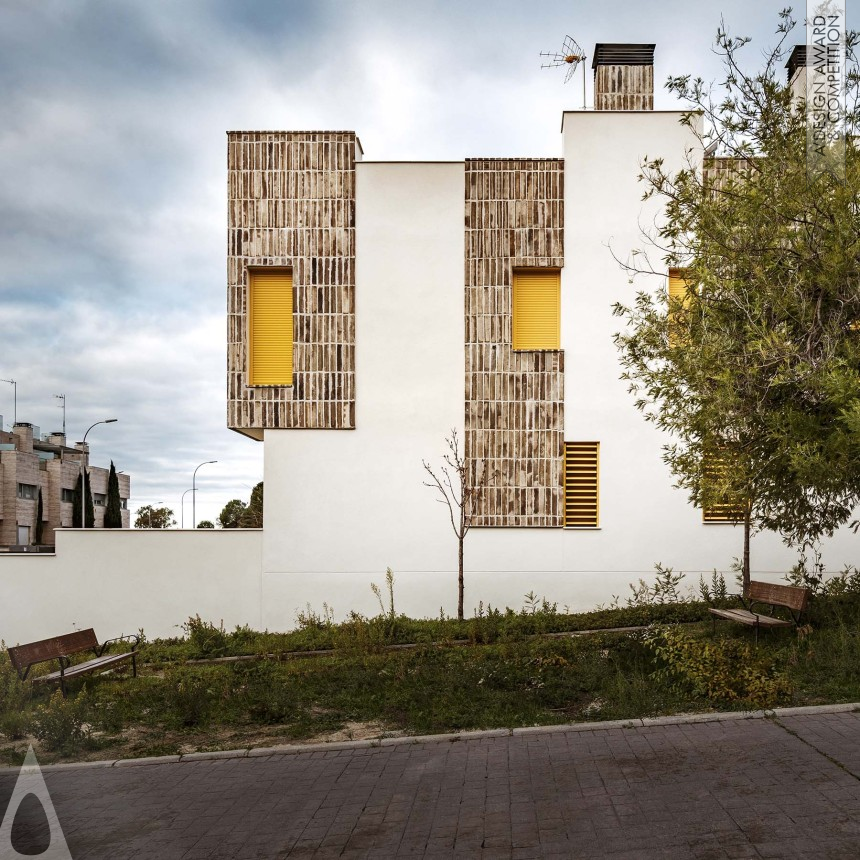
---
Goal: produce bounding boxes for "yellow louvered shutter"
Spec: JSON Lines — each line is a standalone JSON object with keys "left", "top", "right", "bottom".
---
{"left": 668, "top": 268, "right": 687, "bottom": 303}
{"left": 701, "top": 451, "right": 745, "bottom": 523}
{"left": 564, "top": 442, "right": 599, "bottom": 528}
{"left": 248, "top": 269, "right": 293, "bottom": 386}
{"left": 513, "top": 270, "right": 560, "bottom": 350}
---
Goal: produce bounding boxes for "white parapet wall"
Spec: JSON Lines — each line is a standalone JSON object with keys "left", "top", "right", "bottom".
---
{"left": 0, "top": 529, "right": 262, "bottom": 645}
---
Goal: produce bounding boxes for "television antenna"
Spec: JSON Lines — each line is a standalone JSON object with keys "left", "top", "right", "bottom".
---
{"left": 540, "top": 35, "right": 587, "bottom": 108}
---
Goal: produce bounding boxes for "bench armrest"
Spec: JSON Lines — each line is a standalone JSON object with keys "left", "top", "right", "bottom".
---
{"left": 96, "top": 634, "right": 141, "bottom": 657}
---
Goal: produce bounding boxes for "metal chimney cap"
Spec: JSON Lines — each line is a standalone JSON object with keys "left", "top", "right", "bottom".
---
{"left": 786, "top": 45, "right": 808, "bottom": 81}
{"left": 592, "top": 44, "right": 656, "bottom": 68}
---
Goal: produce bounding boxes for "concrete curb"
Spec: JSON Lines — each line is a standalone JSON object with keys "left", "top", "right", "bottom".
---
{"left": 8, "top": 702, "right": 859, "bottom": 773}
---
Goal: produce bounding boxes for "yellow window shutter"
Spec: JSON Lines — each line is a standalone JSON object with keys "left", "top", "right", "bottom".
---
{"left": 668, "top": 268, "right": 688, "bottom": 303}
{"left": 248, "top": 269, "right": 293, "bottom": 386}
{"left": 513, "top": 270, "right": 560, "bottom": 350}
{"left": 701, "top": 450, "right": 745, "bottom": 523}
{"left": 668, "top": 267, "right": 691, "bottom": 348}
{"left": 564, "top": 442, "right": 599, "bottom": 527}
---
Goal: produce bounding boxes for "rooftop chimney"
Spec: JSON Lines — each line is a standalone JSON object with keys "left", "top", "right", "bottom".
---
{"left": 12, "top": 422, "right": 34, "bottom": 454}
{"left": 592, "top": 43, "right": 655, "bottom": 111}
{"left": 786, "top": 45, "right": 808, "bottom": 106}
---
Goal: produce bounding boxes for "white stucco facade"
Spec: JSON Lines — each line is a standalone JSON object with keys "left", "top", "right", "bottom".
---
{"left": 0, "top": 529, "right": 262, "bottom": 644}
{"left": 5, "top": 104, "right": 855, "bottom": 644}
{"left": 256, "top": 110, "right": 858, "bottom": 627}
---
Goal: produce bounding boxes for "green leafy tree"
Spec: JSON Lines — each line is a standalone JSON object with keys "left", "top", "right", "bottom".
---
{"left": 104, "top": 461, "right": 123, "bottom": 528}
{"left": 134, "top": 505, "right": 176, "bottom": 529}
{"left": 196, "top": 520, "right": 215, "bottom": 529}
{"left": 72, "top": 472, "right": 95, "bottom": 528}
{"left": 240, "top": 481, "right": 264, "bottom": 528}
{"left": 218, "top": 499, "right": 247, "bottom": 529}
{"left": 613, "top": 12, "right": 860, "bottom": 595}
{"left": 34, "top": 487, "right": 44, "bottom": 544}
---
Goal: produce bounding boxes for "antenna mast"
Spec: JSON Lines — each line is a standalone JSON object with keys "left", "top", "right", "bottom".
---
{"left": 540, "top": 35, "right": 587, "bottom": 109}
{"left": 54, "top": 393, "right": 66, "bottom": 436}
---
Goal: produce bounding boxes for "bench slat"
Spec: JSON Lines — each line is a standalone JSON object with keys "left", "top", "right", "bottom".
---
{"left": 8, "top": 629, "right": 99, "bottom": 672}
{"left": 33, "top": 652, "right": 135, "bottom": 683}
{"left": 748, "top": 581, "right": 809, "bottom": 612}
{"left": 709, "top": 608, "right": 793, "bottom": 628}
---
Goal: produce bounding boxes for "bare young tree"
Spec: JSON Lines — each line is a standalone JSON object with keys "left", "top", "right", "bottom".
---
{"left": 423, "top": 429, "right": 491, "bottom": 621}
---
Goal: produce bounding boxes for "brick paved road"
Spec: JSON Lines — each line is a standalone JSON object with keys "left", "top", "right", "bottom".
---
{"left": 2, "top": 712, "right": 860, "bottom": 859}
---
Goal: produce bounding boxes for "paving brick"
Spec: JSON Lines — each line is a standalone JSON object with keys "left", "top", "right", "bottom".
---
{"left": 4, "top": 714, "right": 860, "bottom": 857}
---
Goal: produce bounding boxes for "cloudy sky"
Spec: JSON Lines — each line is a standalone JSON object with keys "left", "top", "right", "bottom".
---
{"left": 0, "top": 0, "right": 842, "bottom": 527}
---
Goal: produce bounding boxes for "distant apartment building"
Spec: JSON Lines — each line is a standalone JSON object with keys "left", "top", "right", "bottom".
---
{"left": 0, "top": 419, "right": 130, "bottom": 548}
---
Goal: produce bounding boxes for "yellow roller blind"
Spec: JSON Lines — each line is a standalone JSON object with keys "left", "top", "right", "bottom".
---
{"left": 564, "top": 441, "right": 599, "bottom": 528}
{"left": 701, "top": 450, "right": 745, "bottom": 523}
{"left": 668, "top": 268, "right": 688, "bottom": 303}
{"left": 249, "top": 269, "right": 293, "bottom": 386}
{"left": 513, "top": 270, "right": 560, "bottom": 350}
{"left": 668, "top": 267, "right": 691, "bottom": 348}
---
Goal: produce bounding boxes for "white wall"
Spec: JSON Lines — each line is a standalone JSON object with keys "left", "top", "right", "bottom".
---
{"left": 553, "top": 109, "right": 858, "bottom": 584}
{"left": 261, "top": 162, "right": 466, "bottom": 629}
{"left": 0, "top": 529, "right": 262, "bottom": 644}
{"left": 258, "top": 122, "right": 859, "bottom": 627}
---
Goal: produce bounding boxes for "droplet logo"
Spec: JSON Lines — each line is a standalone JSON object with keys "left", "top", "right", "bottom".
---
{"left": 0, "top": 746, "right": 72, "bottom": 859}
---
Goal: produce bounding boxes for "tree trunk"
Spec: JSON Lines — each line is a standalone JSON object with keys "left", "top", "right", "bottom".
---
{"left": 458, "top": 535, "right": 464, "bottom": 621}
{"left": 742, "top": 508, "right": 751, "bottom": 599}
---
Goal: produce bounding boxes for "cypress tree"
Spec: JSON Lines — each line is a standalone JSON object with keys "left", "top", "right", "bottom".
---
{"left": 73, "top": 472, "right": 95, "bottom": 528}
{"left": 34, "top": 487, "right": 44, "bottom": 544}
{"left": 104, "top": 461, "right": 123, "bottom": 528}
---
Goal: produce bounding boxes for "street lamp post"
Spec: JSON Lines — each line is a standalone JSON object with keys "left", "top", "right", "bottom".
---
{"left": 1, "top": 379, "right": 16, "bottom": 425}
{"left": 192, "top": 461, "right": 217, "bottom": 529}
{"left": 80, "top": 419, "right": 118, "bottom": 528}
{"left": 181, "top": 488, "right": 194, "bottom": 529}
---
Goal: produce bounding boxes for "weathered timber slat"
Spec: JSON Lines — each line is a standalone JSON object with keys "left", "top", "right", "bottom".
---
{"left": 227, "top": 132, "right": 357, "bottom": 432}
{"left": 464, "top": 158, "right": 564, "bottom": 527}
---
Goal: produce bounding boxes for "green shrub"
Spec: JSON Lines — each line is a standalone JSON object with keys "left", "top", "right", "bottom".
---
{"left": 645, "top": 625, "right": 792, "bottom": 709}
{"left": 0, "top": 650, "right": 32, "bottom": 714}
{"left": 182, "top": 615, "right": 229, "bottom": 659}
{"left": 0, "top": 710, "right": 30, "bottom": 740}
{"left": 163, "top": 667, "right": 220, "bottom": 726}
{"left": 698, "top": 571, "right": 730, "bottom": 607}
{"left": 31, "top": 690, "right": 93, "bottom": 753}
{"left": 233, "top": 661, "right": 295, "bottom": 724}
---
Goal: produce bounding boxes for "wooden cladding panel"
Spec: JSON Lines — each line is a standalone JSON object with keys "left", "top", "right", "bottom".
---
{"left": 594, "top": 65, "right": 654, "bottom": 111}
{"left": 564, "top": 442, "right": 599, "bottom": 528}
{"left": 227, "top": 131, "right": 357, "bottom": 432}
{"left": 465, "top": 159, "right": 564, "bottom": 527}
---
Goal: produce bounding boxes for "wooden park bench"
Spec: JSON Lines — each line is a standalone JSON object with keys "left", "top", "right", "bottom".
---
{"left": 709, "top": 581, "right": 810, "bottom": 643}
{"left": 7, "top": 629, "right": 140, "bottom": 697}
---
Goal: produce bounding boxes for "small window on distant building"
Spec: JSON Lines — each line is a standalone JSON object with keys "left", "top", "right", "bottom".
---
{"left": 512, "top": 269, "right": 561, "bottom": 351}
{"left": 248, "top": 268, "right": 294, "bottom": 386}
{"left": 93, "top": 493, "right": 106, "bottom": 506}
{"left": 120, "top": 498, "right": 128, "bottom": 510}
{"left": 16, "top": 525, "right": 30, "bottom": 545}
{"left": 564, "top": 442, "right": 599, "bottom": 527}
{"left": 17, "top": 483, "right": 37, "bottom": 500}
{"left": 61, "top": 488, "right": 74, "bottom": 503}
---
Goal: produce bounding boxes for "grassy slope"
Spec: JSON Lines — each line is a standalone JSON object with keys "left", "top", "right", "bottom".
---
{"left": 2, "top": 593, "right": 859, "bottom": 764}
